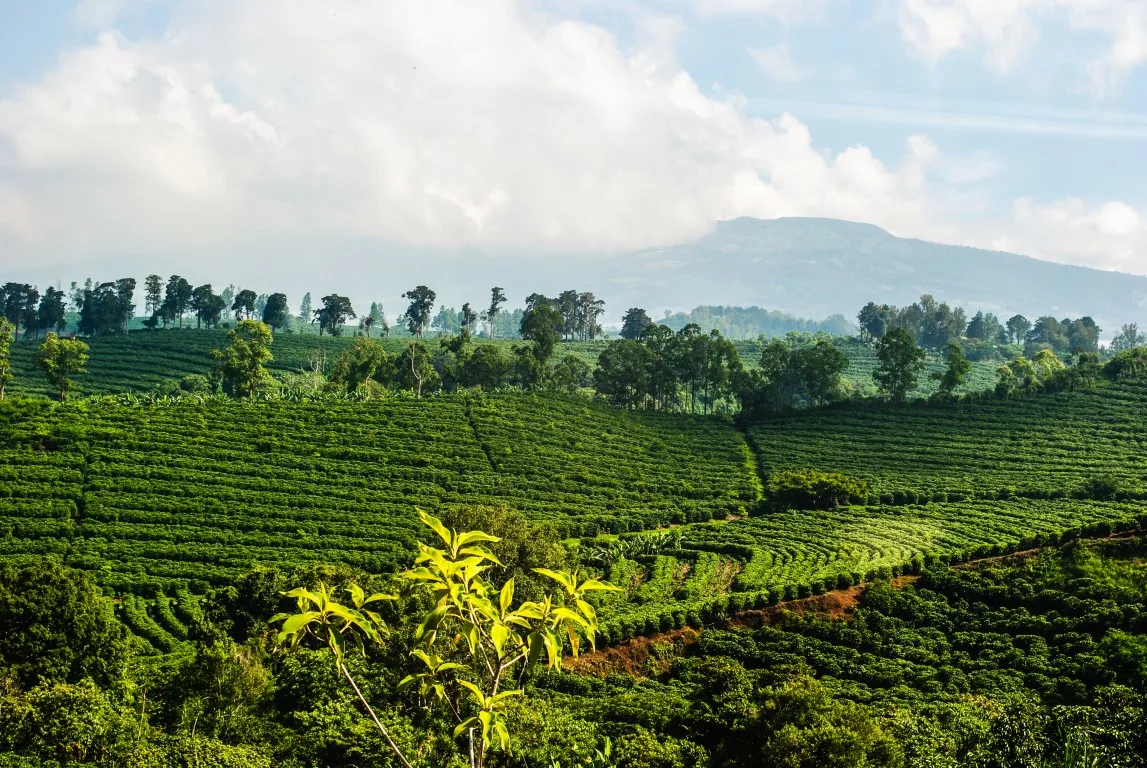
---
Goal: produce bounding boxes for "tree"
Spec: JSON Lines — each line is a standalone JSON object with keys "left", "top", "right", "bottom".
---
{"left": 873, "top": 328, "right": 925, "bottom": 403}
{"left": 2, "top": 283, "right": 39, "bottom": 336}
{"left": 211, "top": 320, "right": 274, "bottom": 398}
{"left": 0, "top": 318, "right": 13, "bottom": 400}
{"left": 459, "top": 345, "right": 511, "bottom": 391}
{"left": 593, "top": 340, "right": 651, "bottom": 408}
{"left": 262, "top": 293, "right": 289, "bottom": 331}
{"left": 1112, "top": 323, "right": 1146, "bottom": 352}
{"left": 191, "top": 284, "right": 216, "bottom": 329}
{"left": 163, "top": 275, "right": 193, "bottom": 328}
{"left": 0, "top": 563, "right": 129, "bottom": 689}
{"left": 231, "top": 289, "right": 257, "bottom": 321}
{"left": 431, "top": 306, "right": 460, "bottom": 336}
{"left": 402, "top": 286, "right": 437, "bottom": 337}
{"left": 34, "top": 333, "right": 88, "bottom": 401}
{"left": 933, "top": 343, "right": 972, "bottom": 394}
{"left": 220, "top": 285, "right": 236, "bottom": 319}
{"left": 549, "top": 355, "right": 591, "bottom": 394}
{"left": 396, "top": 341, "right": 439, "bottom": 397}
{"left": 144, "top": 274, "right": 164, "bottom": 316}
{"left": 460, "top": 303, "right": 479, "bottom": 338}
{"left": 36, "top": 287, "right": 67, "bottom": 337}
{"left": 314, "top": 294, "right": 356, "bottom": 336}
{"left": 577, "top": 292, "right": 605, "bottom": 340}
{"left": 486, "top": 287, "right": 507, "bottom": 340}
{"left": 298, "top": 292, "right": 313, "bottom": 323}
{"left": 520, "top": 304, "right": 562, "bottom": 364}
{"left": 274, "top": 511, "right": 615, "bottom": 768}
{"left": 1006, "top": 314, "right": 1032, "bottom": 345}
{"left": 329, "top": 337, "right": 392, "bottom": 394}
{"left": 255, "top": 293, "right": 269, "bottom": 317}
{"left": 359, "top": 314, "right": 375, "bottom": 337}
{"left": 620, "top": 308, "right": 651, "bottom": 340}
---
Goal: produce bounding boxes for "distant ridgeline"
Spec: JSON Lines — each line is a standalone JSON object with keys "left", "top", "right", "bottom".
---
{"left": 660, "top": 305, "right": 856, "bottom": 339}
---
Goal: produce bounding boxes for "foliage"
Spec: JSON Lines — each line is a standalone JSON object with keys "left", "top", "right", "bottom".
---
{"left": 0, "top": 318, "right": 13, "bottom": 400}
{"left": 0, "top": 563, "right": 129, "bottom": 688}
{"left": 35, "top": 333, "right": 89, "bottom": 401}
{"left": 932, "top": 343, "right": 972, "bottom": 395}
{"left": 873, "top": 328, "right": 925, "bottom": 402}
{"left": 212, "top": 320, "right": 274, "bottom": 398}
{"left": 765, "top": 469, "right": 870, "bottom": 511}
{"left": 275, "top": 510, "right": 618, "bottom": 768}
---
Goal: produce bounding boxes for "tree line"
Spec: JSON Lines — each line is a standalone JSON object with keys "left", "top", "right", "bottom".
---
{"left": 857, "top": 295, "right": 1103, "bottom": 355}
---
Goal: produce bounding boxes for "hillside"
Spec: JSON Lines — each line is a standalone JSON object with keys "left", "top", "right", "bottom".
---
{"left": 600, "top": 217, "right": 1147, "bottom": 330}
{"left": 6, "top": 329, "right": 1001, "bottom": 399}
{"left": 2, "top": 384, "right": 1146, "bottom": 653}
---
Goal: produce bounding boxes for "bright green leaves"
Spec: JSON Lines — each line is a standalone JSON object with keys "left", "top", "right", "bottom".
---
{"left": 273, "top": 509, "right": 619, "bottom": 765}
{"left": 271, "top": 582, "right": 393, "bottom": 668}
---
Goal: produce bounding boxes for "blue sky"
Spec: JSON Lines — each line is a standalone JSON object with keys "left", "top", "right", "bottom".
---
{"left": 0, "top": 0, "right": 1145, "bottom": 295}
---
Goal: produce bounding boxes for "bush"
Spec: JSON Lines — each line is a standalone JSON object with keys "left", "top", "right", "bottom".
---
{"left": 766, "top": 470, "right": 871, "bottom": 511}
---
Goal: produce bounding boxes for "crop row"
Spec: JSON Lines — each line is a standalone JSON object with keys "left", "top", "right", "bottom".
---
{"left": 748, "top": 381, "right": 1147, "bottom": 499}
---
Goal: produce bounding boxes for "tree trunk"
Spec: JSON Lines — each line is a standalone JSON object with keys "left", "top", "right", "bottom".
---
{"left": 339, "top": 663, "right": 414, "bottom": 768}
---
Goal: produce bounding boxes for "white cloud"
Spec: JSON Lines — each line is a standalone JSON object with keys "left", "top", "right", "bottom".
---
{"left": 749, "top": 43, "right": 809, "bottom": 83}
{"left": 897, "top": 0, "right": 1147, "bottom": 96}
{"left": 691, "top": 0, "right": 826, "bottom": 21}
{"left": 991, "top": 198, "right": 1146, "bottom": 273}
{"left": 0, "top": 0, "right": 1142, "bottom": 281}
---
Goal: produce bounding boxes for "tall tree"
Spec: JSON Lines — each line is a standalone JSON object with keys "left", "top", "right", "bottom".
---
{"left": 933, "top": 343, "right": 972, "bottom": 394}
{"left": 36, "top": 287, "right": 67, "bottom": 337}
{"left": 593, "top": 340, "right": 651, "bottom": 409}
{"left": 191, "top": 284, "right": 216, "bottom": 330}
{"left": 1006, "top": 314, "right": 1032, "bottom": 345}
{"left": 35, "top": 333, "right": 89, "bottom": 401}
{"left": 211, "top": 320, "right": 274, "bottom": 398}
{"left": 460, "top": 303, "right": 478, "bottom": 338}
{"left": 486, "top": 287, "right": 507, "bottom": 340}
{"left": 402, "top": 286, "right": 437, "bottom": 337}
{"left": 231, "top": 289, "right": 257, "bottom": 321}
{"left": 519, "top": 303, "right": 561, "bottom": 364}
{"left": 262, "top": 293, "right": 289, "bottom": 331}
{"left": 163, "top": 276, "right": 193, "bottom": 328}
{"left": 113, "top": 278, "right": 136, "bottom": 332}
{"left": 431, "top": 306, "right": 459, "bottom": 336}
{"left": 577, "top": 292, "right": 605, "bottom": 340}
{"left": 395, "top": 341, "right": 439, "bottom": 397}
{"left": 620, "top": 308, "right": 652, "bottom": 340}
{"left": 0, "top": 318, "right": 13, "bottom": 400}
{"left": 144, "top": 274, "right": 164, "bottom": 316}
{"left": 873, "top": 328, "right": 925, "bottom": 403}
{"left": 359, "top": 314, "right": 375, "bottom": 337}
{"left": 2, "top": 283, "right": 38, "bottom": 336}
{"left": 1112, "top": 323, "right": 1146, "bottom": 352}
{"left": 298, "top": 292, "right": 313, "bottom": 323}
{"left": 314, "top": 294, "right": 356, "bottom": 336}
{"left": 220, "top": 285, "right": 237, "bottom": 319}
{"left": 329, "top": 337, "right": 392, "bottom": 393}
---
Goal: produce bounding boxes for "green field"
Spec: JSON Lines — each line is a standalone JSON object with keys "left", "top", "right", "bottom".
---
{"left": 3, "top": 381, "right": 1146, "bottom": 652}
{"left": 7, "top": 329, "right": 1001, "bottom": 400}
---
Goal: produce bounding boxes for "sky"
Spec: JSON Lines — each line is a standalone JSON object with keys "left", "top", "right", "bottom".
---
{"left": 0, "top": 0, "right": 1145, "bottom": 312}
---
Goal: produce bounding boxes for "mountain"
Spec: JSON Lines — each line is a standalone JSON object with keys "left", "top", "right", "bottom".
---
{"left": 590, "top": 217, "right": 1147, "bottom": 333}
{"left": 6, "top": 217, "right": 1145, "bottom": 333}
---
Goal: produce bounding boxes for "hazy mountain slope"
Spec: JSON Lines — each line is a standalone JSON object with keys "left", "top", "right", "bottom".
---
{"left": 595, "top": 217, "right": 1147, "bottom": 330}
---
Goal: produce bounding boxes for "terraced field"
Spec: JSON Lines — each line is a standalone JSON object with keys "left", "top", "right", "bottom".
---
{"left": 6, "top": 331, "right": 608, "bottom": 399}
{"left": 747, "top": 381, "right": 1147, "bottom": 500}
{"left": 2, "top": 383, "right": 1145, "bottom": 652}
{"left": 7, "top": 330, "right": 1000, "bottom": 399}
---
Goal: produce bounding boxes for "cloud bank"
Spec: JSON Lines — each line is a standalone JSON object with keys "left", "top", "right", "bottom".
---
{"left": 0, "top": 0, "right": 1143, "bottom": 279}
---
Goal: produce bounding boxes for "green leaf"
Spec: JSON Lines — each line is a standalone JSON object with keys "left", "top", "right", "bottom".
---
{"left": 416, "top": 605, "right": 449, "bottom": 640}
{"left": 346, "top": 582, "right": 365, "bottom": 607}
{"left": 418, "top": 509, "right": 454, "bottom": 548}
{"left": 499, "top": 579, "right": 514, "bottom": 614}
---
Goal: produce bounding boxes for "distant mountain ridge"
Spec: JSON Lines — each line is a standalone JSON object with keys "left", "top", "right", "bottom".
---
{"left": 595, "top": 217, "right": 1147, "bottom": 334}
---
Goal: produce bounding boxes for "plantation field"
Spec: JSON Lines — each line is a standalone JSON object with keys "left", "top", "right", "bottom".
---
{"left": 7, "top": 329, "right": 999, "bottom": 399}
{"left": 6, "top": 331, "right": 606, "bottom": 398}
{"left": 747, "top": 380, "right": 1147, "bottom": 501}
{"left": 3, "top": 384, "right": 1147, "bottom": 652}
{"left": 0, "top": 394, "right": 755, "bottom": 597}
